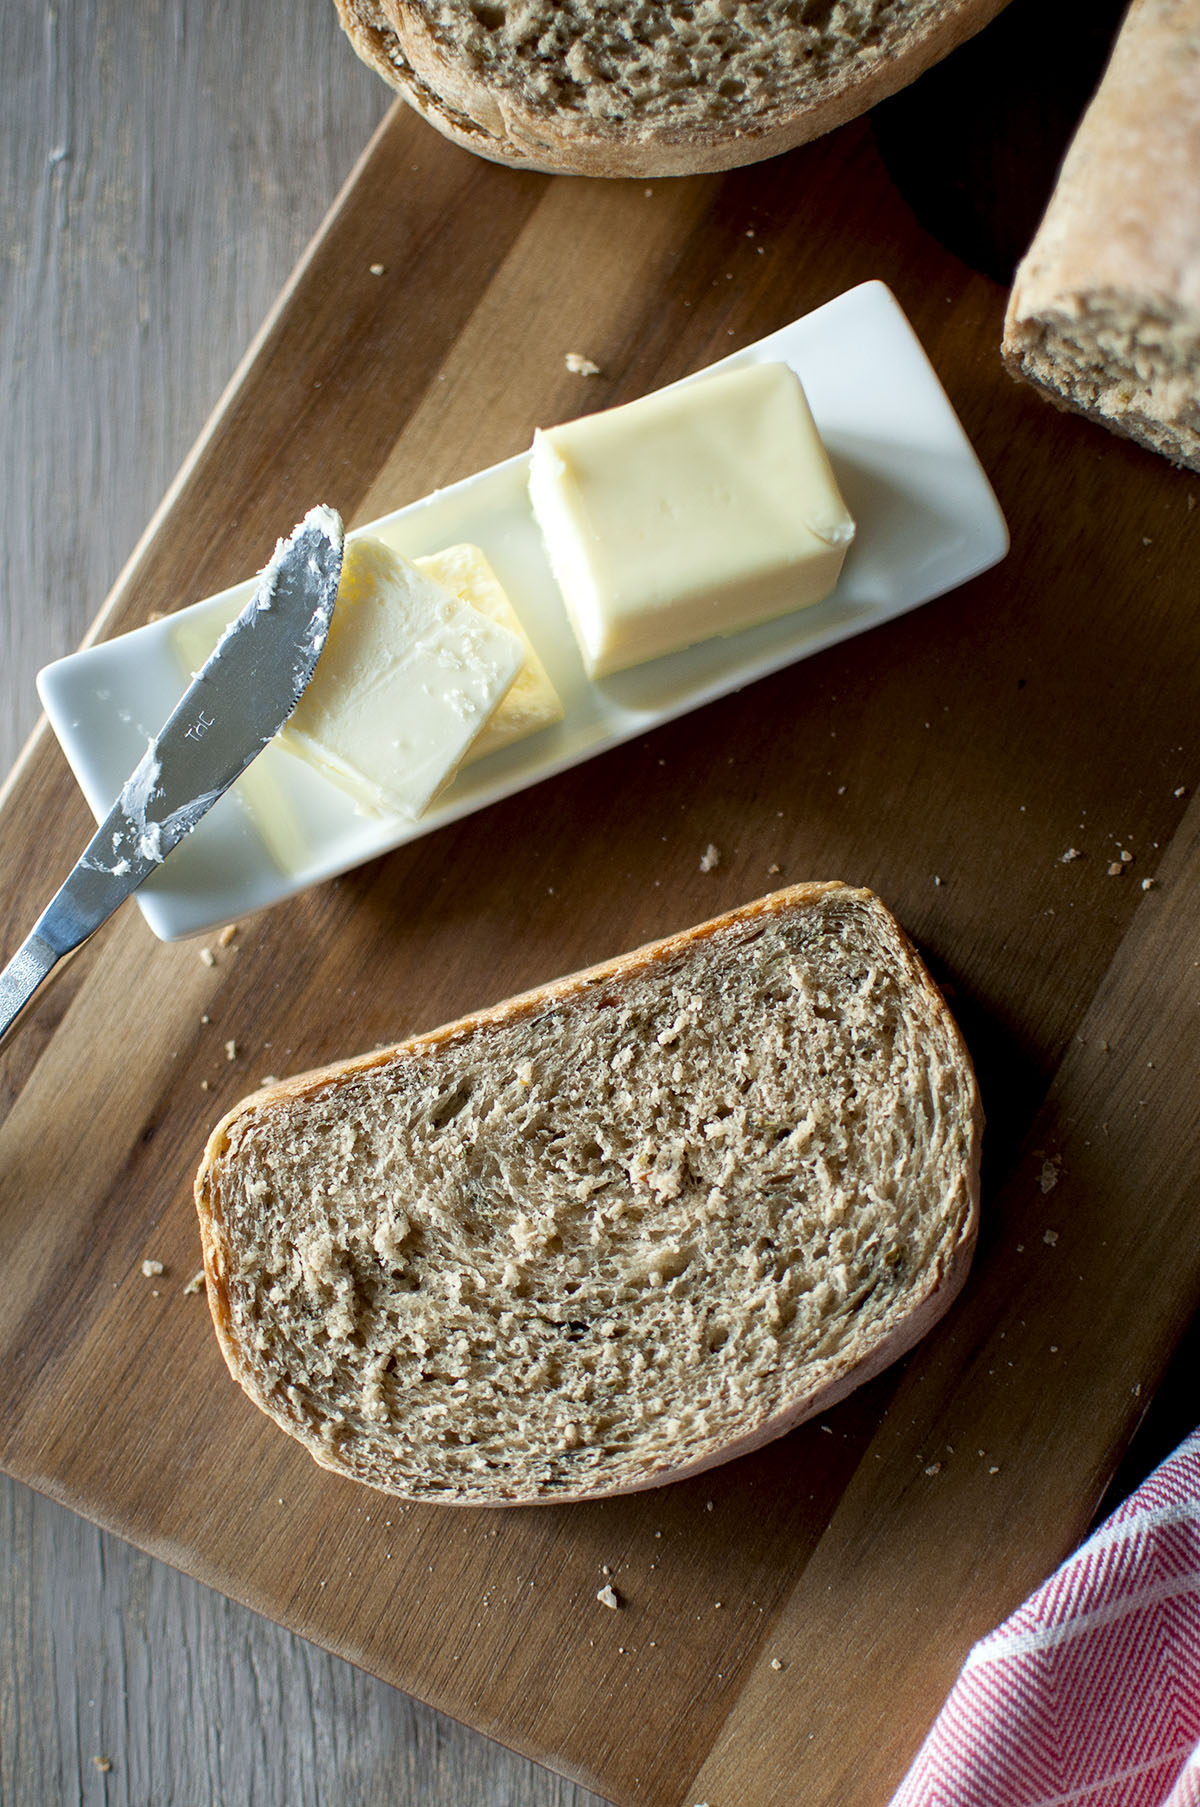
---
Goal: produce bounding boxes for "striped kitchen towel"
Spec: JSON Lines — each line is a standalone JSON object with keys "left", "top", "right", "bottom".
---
{"left": 892, "top": 1427, "right": 1200, "bottom": 1807}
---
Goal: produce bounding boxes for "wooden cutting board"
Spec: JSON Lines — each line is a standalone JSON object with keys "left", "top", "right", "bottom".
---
{"left": 3, "top": 71, "right": 1200, "bottom": 1807}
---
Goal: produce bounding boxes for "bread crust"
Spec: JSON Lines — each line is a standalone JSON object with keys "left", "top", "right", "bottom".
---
{"left": 1002, "top": 0, "right": 1200, "bottom": 471}
{"left": 334, "top": 0, "right": 1012, "bottom": 178}
{"left": 196, "top": 883, "right": 981, "bottom": 1504}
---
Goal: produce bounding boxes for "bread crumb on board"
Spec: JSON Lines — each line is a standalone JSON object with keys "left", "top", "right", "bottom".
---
{"left": 184, "top": 1271, "right": 205, "bottom": 1296}
{"left": 1060, "top": 847, "right": 1083, "bottom": 863}
{"left": 141, "top": 1259, "right": 164, "bottom": 1279}
{"left": 225, "top": 1040, "right": 238, "bottom": 1062}
{"left": 92, "top": 1757, "right": 112, "bottom": 1773}
{"left": 565, "top": 351, "right": 601, "bottom": 376}
{"left": 596, "top": 1583, "right": 620, "bottom": 1609}
{"left": 201, "top": 926, "right": 238, "bottom": 966}
{"left": 699, "top": 843, "right": 721, "bottom": 873}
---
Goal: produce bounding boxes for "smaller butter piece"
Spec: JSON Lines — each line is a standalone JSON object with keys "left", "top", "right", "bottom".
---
{"left": 409, "top": 543, "right": 564, "bottom": 762}
{"left": 279, "top": 536, "right": 523, "bottom": 819}
{"left": 528, "top": 361, "right": 855, "bottom": 677}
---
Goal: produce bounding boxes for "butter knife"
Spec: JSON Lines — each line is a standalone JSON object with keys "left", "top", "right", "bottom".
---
{"left": 0, "top": 504, "right": 344, "bottom": 1052}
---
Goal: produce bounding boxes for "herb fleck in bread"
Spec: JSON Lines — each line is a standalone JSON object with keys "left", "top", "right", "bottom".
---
{"left": 1002, "top": 0, "right": 1200, "bottom": 473}
{"left": 334, "top": 0, "right": 1012, "bottom": 178}
{"left": 195, "top": 883, "right": 980, "bottom": 1504}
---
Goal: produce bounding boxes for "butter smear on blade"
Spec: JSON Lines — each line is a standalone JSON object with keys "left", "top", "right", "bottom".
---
{"left": 528, "top": 360, "right": 856, "bottom": 677}
{"left": 279, "top": 536, "right": 524, "bottom": 818}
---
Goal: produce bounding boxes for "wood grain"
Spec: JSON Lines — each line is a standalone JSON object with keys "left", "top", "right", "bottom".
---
{"left": 0, "top": 1478, "right": 604, "bottom": 1807}
{"left": 4, "top": 4, "right": 1200, "bottom": 1806}
{"left": 0, "top": 3, "right": 603, "bottom": 1802}
{"left": 689, "top": 803, "right": 1200, "bottom": 1805}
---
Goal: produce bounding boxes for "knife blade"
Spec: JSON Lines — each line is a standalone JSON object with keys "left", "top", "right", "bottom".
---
{"left": 0, "top": 504, "right": 344, "bottom": 1051}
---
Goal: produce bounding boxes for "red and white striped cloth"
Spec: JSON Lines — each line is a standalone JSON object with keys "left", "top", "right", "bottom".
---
{"left": 892, "top": 1428, "right": 1200, "bottom": 1807}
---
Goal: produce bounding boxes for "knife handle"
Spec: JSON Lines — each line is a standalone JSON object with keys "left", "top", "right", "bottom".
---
{"left": 0, "top": 854, "right": 136, "bottom": 1054}
{"left": 0, "top": 931, "right": 61, "bottom": 1053}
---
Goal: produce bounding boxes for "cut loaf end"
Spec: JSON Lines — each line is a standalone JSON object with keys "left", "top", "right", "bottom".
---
{"left": 196, "top": 883, "right": 981, "bottom": 1504}
{"left": 1002, "top": 0, "right": 1200, "bottom": 473}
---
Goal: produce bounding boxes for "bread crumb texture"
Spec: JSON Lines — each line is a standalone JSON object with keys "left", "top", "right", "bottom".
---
{"left": 409, "top": 0, "right": 911, "bottom": 126}
{"left": 334, "top": 0, "right": 1003, "bottom": 175}
{"left": 197, "top": 886, "right": 979, "bottom": 1504}
{"left": 1009, "top": 295, "right": 1200, "bottom": 471}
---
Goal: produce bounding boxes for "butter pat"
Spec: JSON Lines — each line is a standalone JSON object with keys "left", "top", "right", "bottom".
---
{"left": 528, "top": 361, "right": 855, "bottom": 677}
{"left": 409, "top": 543, "right": 564, "bottom": 763}
{"left": 279, "top": 536, "right": 523, "bottom": 818}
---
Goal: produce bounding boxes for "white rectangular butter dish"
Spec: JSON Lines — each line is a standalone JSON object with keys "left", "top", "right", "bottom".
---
{"left": 37, "top": 281, "right": 1008, "bottom": 942}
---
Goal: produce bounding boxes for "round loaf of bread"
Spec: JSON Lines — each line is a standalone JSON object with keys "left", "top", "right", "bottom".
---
{"left": 334, "top": 0, "right": 1013, "bottom": 177}
{"left": 195, "top": 884, "right": 981, "bottom": 1505}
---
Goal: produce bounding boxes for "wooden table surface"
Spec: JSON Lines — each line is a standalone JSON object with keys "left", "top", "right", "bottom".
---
{"left": 1, "top": 3, "right": 602, "bottom": 1800}
{"left": 5, "top": 3, "right": 1199, "bottom": 1804}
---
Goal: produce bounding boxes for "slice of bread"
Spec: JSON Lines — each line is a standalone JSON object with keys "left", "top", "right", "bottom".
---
{"left": 195, "top": 883, "right": 981, "bottom": 1505}
{"left": 1002, "top": 0, "right": 1200, "bottom": 473}
{"left": 334, "top": 0, "right": 1012, "bottom": 178}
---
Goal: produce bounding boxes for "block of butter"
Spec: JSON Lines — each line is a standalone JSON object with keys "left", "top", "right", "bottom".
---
{"left": 406, "top": 542, "right": 564, "bottom": 763}
{"left": 173, "top": 539, "right": 559, "bottom": 850}
{"left": 279, "top": 536, "right": 523, "bottom": 819}
{"left": 528, "top": 361, "right": 855, "bottom": 678}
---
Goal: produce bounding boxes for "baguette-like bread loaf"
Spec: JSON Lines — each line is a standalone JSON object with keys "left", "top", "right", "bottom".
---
{"left": 334, "top": 0, "right": 1012, "bottom": 178}
{"left": 196, "top": 883, "right": 981, "bottom": 1505}
{"left": 1002, "top": 0, "right": 1200, "bottom": 472}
